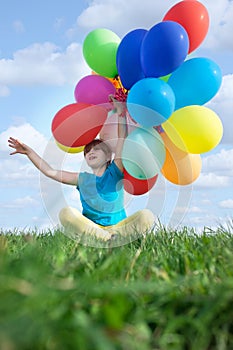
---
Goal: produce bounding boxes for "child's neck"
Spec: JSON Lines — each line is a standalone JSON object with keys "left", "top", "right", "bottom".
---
{"left": 93, "top": 164, "right": 107, "bottom": 177}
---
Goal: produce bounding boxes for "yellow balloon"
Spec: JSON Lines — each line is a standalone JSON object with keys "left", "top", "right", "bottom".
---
{"left": 56, "top": 141, "right": 84, "bottom": 154}
{"left": 162, "top": 105, "right": 223, "bottom": 153}
{"left": 161, "top": 132, "right": 202, "bottom": 185}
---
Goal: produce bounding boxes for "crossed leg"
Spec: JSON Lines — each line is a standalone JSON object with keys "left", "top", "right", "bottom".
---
{"left": 59, "top": 206, "right": 155, "bottom": 242}
{"left": 107, "top": 209, "right": 155, "bottom": 236}
{"left": 59, "top": 206, "right": 112, "bottom": 241}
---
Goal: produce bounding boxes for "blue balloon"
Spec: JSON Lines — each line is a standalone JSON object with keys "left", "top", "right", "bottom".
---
{"left": 127, "top": 78, "right": 175, "bottom": 127}
{"left": 141, "top": 21, "right": 189, "bottom": 78}
{"left": 167, "top": 57, "right": 222, "bottom": 110}
{"left": 116, "top": 29, "right": 147, "bottom": 90}
{"left": 122, "top": 127, "right": 166, "bottom": 179}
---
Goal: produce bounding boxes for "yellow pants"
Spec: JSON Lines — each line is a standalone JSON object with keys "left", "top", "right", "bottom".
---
{"left": 59, "top": 206, "right": 155, "bottom": 242}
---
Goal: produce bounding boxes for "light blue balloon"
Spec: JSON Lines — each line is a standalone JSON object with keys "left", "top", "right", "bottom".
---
{"left": 127, "top": 78, "right": 175, "bottom": 127}
{"left": 168, "top": 57, "right": 222, "bottom": 110}
{"left": 122, "top": 127, "right": 166, "bottom": 179}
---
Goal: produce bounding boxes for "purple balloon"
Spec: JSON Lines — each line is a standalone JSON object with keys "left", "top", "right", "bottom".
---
{"left": 141, "top": 21, "right": 189, "bottom": 78}
{"left": 74, "top": 75, "right": 116, "bottom": 106}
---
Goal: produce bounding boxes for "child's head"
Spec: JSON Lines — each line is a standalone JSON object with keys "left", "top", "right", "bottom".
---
{"left": 84, "top": 139, "right": 112, "bottom": 167}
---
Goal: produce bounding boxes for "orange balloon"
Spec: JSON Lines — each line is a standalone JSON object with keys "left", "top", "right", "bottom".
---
{"left": 161, "top": 132, "right": 202, "bottom": 185}
{"left": 108, "top": 77, "right": 122, "bottom": 89}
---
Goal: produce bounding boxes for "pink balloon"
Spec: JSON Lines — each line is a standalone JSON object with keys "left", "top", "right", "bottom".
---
{"left": 74, "top": 75, "right": 116, "bottom": 108}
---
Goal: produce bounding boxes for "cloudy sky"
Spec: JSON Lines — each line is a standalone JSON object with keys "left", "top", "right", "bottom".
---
{"left": 0, "top": 0, "right": 232, "bottom": 233}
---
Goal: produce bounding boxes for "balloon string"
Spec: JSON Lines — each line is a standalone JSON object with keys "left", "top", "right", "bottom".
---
{"left": 113, "top": 75, "right": 128, "bottom": 102}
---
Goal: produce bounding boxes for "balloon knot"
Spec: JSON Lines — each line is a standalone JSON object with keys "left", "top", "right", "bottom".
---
{"left": 155, "top": 125, "right": 164, "bottom": 134}
{"left": 113, "top": 88, "right": 128, "bottom": 102}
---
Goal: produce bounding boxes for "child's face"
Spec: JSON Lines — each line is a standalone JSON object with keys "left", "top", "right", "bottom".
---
{"left": 85, "top": 145, "right": 110, "bottom": 169}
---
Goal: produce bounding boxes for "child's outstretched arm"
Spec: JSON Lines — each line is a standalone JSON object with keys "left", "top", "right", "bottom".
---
{"left": 8, "top": 137, "right": 78, "bottom": 186}
{"left": 109, "top": 96, "right": 128, "bottom": 172}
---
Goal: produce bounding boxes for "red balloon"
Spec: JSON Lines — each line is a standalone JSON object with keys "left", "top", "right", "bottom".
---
{"left": 163, "top": 0, "right": 209, "bottom": 53}
{"left": 123, "top": 168, "right": 158, "bottom": 195}
{"left": 51, "top": 103, "right": 108, "bottom": 147}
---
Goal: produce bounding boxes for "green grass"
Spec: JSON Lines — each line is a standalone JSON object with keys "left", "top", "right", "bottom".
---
{"left": 0, "top": 224, "right": 233, "bottom": 350}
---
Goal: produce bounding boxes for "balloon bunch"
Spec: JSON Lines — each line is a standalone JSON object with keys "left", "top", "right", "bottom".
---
{"left": 51, "top": 0, "right": 223, "bottom": 195}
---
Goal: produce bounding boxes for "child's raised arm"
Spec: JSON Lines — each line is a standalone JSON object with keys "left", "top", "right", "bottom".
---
{"left": 8, "top": 137, "right": 78, "bottom": 186}
{"left": 109, "top": 96, "right": 128, "bottom": 172}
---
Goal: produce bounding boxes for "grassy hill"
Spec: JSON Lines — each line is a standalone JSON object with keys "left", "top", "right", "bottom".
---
{"left": 0, "top": 225, "right": 233, "bottom": 349}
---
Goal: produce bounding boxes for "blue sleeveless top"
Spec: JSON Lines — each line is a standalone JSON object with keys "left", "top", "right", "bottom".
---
{"left": 77, "top": 161, "right": 126, "bottom": 226}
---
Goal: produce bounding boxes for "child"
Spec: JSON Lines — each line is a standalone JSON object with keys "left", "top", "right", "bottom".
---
{"left": 8, "top": 97, "right": 155, "bottom": 242}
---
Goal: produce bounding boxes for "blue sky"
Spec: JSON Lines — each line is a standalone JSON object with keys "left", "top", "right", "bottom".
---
{"left": 0, "top": 0, "right": 233, "bottom": 232}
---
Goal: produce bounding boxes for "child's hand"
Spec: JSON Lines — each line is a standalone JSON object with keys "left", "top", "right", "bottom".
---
{"left": 8, "top": 137, "right": 29, "bottom": 155}
{"left": 109, "top": 95, "right": 126, "bottom": 117}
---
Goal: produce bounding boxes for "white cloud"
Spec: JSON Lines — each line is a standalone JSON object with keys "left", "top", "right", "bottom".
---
{"left": 174, "top": 205, "right": 203, "bottom": 214}
{"left": 201, "top": 0, "right": 233, "bottom": 50}
{"left": 0, "top": 123, "right": 48, "bottom": 154}
{"left": 0, "top": 42, "right": 89, "bottom": 89}
{"left": 181, "top": 212, "right": 232, "bottom": 231}
{"left": 201, "top": 199, "right": 212, "bottom": 206}
{"left": 219, "top": 199, "right": 233, "bottom": 209}
{"left": 1, "top": 196, "right": 39, "bottom": 209}
{"left": 0, "top": 159, "right": 38, "bottom": 183}
{"left": 202, "top": 147, "right": 233, "bottom": 175}
{"left": 76, "top": 0, "right": 173, "bottom": 36}
{"left": 0, "top": 124, "right": 49, "bottom": 186}
{"left": 194, "top": 173, "right": 230, "bottom": 188}
{"left": 207, "top": 74, "right": 233, "bottom": 144}
{"left": 1, "top": 123, "right": 84, "bottom": 193}
{"left": 75, "top": 0, "right": 233, "bottom": 52}
{"left": 186, "top": 213, "right": 217, "bottom": 227}
{"left": 188, "top": 206, "right": 203, "bottom": 213}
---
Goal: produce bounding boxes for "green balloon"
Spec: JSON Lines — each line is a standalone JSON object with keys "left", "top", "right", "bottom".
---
{"left": 159, "top": 73, "right": 171, "bottom": 82}
{"left": 83, "top": 28, "right": 120, "bottom": 78}
{"left": 122, "top": 127, "right": 166, "bottom": 179}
